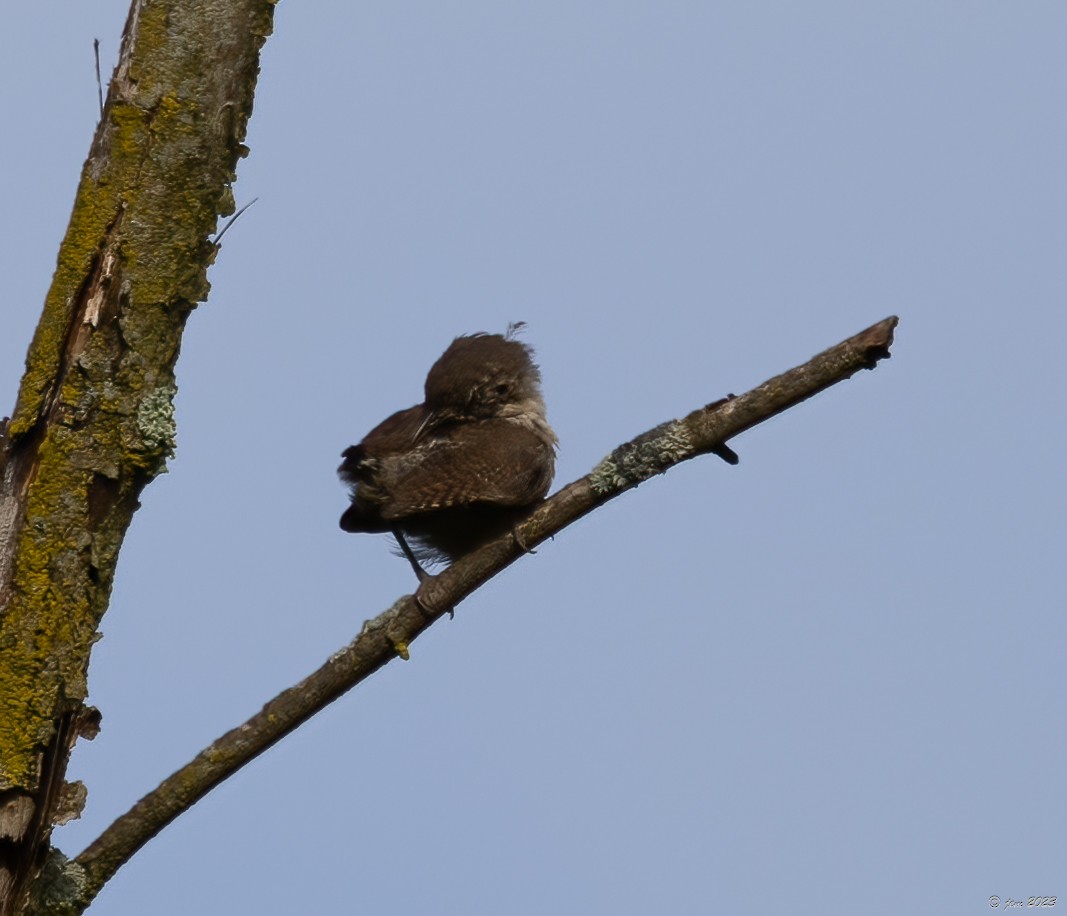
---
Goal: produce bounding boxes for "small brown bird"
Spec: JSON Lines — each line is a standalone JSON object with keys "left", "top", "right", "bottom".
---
{"left": 339, "top": 328, "right": 557, "bottom": 578}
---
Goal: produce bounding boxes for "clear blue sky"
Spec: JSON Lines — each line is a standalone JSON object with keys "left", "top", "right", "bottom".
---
{"left": 3, "top": 3, "right": 1064, "bottom": 914}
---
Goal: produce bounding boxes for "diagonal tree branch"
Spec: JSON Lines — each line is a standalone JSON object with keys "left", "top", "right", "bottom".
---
{"left": 68, "top": 315, "right": 898, "bottom": 908}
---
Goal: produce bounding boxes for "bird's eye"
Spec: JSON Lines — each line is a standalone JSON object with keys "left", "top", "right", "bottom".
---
{"left": 493, "top": 383, "right": 509, "bottom": 397}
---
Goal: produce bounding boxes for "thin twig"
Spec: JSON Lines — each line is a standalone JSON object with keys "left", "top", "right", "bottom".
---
{"left": 93, "top": 40, "right": 103, "bottom": 118}
{"left": 213, "top": 197, "right": 259, "bottom": 245}
{"left": 72, "top": 316, "right": 898, "bottom": 905}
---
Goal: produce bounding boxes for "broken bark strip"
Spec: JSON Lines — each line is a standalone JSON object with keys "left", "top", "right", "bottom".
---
{"left": 71, "top": 316, "right": 897, "bottom": 908}
{"left": 0, "top": 1, "right": 276, "bottom": 913}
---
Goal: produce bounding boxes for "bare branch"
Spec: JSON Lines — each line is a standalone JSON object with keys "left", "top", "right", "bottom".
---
{"left": 72, "top": 315, "right": 898, "bottom": 905}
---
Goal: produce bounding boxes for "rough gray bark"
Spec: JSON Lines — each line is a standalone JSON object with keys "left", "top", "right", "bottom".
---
{"left": 0, "top": 1, "right": 275, "bottom": 913}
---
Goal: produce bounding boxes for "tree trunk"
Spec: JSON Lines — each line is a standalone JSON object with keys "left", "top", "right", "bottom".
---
{"left": 0, "top": 1, "right": 275, "bottom": 912}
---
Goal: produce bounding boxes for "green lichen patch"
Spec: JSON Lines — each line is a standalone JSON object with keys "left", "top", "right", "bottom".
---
{"left": 589, "top": 420, "right": 693, "bottom": 494}
{"left": 25, "top": 849, "right": 90, "bottom": 915}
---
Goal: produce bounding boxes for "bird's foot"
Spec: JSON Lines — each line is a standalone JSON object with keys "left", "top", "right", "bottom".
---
{"left": 512, "top": 524, "right": 536, "bottom": 555}
{"left": 413, "top": 589, "right": 455, "bottom": 620}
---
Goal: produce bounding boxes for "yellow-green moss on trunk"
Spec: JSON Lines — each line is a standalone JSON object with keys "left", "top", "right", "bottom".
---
{"left": 0, "top": 0, "right": 276, "bottom": 797}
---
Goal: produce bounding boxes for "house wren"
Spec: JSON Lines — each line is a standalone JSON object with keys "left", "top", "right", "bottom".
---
{"left": 339, "top": 329, "right": 557, "bottom": 576}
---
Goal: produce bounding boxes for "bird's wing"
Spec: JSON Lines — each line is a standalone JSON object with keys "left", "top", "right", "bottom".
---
{"left": 378, "top": 421, "right": 554, "bottom": 519}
